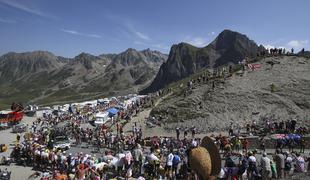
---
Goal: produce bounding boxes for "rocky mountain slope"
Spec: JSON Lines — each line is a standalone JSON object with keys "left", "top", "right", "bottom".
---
{"left": 151, "top": 56, "right": 310, "bottom": 132}
{"left": 0, "top": 49, "right": 167, "bottom": 108}
{"left": 141, "top": 29, "right": 265, "bottom": 93}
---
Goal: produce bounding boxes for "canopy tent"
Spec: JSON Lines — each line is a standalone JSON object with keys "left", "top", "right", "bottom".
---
{"left": 270, "top": 134, "right": 301, "bottom": 141}
{"left": 107, "top": 108, "right": 118, "bottom": 117}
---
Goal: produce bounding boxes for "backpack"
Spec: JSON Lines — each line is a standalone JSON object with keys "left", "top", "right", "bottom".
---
{"left": 285, "top": 161, "right": 291, "bottom": 171}
{"left": 173, "top": 155, "right": 181, "bottom": 166}
{"left": 226, "top": 157, "right": 236, "bottom": 167}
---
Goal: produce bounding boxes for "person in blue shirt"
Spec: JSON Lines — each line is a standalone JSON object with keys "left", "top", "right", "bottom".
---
{"left": 172, "top": 152, "right": 181, "bottom": 178}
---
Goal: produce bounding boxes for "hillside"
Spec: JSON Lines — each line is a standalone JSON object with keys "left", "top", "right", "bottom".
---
{"left": 150, "top": 56, "right": 310, "bottom": 132}
{"left": 0, "top": 49, "right": 167, "bottom": 109}
{"left": 141, "top": 29, "right": 265, "bottom": 93}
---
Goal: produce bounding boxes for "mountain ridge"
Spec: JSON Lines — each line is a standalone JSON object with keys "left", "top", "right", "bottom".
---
{"left": 0, "top": 48, "right": 168, "bottom": 108}
{"left": 141, "top": 29, "right": 266, "bottom": 93}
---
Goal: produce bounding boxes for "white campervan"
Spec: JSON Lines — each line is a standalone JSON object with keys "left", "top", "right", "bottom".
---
{"left": 94, "top": 112, "right": 110, "bottom": 125}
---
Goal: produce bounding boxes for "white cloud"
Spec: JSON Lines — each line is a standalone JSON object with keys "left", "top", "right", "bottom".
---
{"left": 104, "top": 13, "right": 151, "bottom": 42}
{"left": 0, "top": 17, "right": 16, "bottom": 23}
{"left": 263, "top": 44, "right": 275, "bottom": 50}
{"left": 88, "top": 34, "right": 102, "bottom": 38}
{"left": 135, "top": 31, "right": 150, "bottom": 41}
{"left": 287, "top": 40, "right": 308, "bottom": 48}
{"left": 184, "top": 36, "right": 208, "bottom": 47}
{"left": 60, "top": 29, "right": 102, "bottom": 39}
{"left": 208, "top": 31, "right": 215, "bottom": 36}
{"left": 0, "top": 0, "right": 56, "bottom": 19}
{"left": 61, "top": 29, "right": 79, "bottom": 35}
{"left": 125, "top": 22, "right": 150, "bottom": 41}
{"left": 134, "top": 41, "right": 170, "bottom": 51}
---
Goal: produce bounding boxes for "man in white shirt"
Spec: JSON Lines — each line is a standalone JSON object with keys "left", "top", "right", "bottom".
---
{"left": 166, "top": 149, "right": 174, "bottom": 178}
{"left": 247, "top": 151, "right": 258, "bottom": 179}
{"left": 147, "top": 148, "right": 159, "bottom": 162}
{"left": 261, "top": 152, "right": 271, "bottom": 180}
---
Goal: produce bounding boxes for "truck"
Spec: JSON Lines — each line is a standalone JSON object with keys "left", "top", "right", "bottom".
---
{"left": 0, "top": 110, "right": 24, "bottom": 128}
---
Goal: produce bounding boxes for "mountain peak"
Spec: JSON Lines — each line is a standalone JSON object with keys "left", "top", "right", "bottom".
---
{"left": 142, "top": 29, "right": 264, "bottom": 93}
{"left": 124, "top": 48, "right": 138, "bottom": 53}
{"left": 2, "top": 50, "right": 56, "bottom": 59}
{"left": 211, "top": 29, "right": 249, "bottom": 49}
{"left": 75, "top": 52, "right": 95, "bottom": 59}
{"left": 219, "top": 29, "right": 237, "bottom": 35}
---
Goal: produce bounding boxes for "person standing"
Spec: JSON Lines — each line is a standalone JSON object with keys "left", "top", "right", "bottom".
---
{"left": 261, "top": 152, "right": 271, "bottom": 180}
{"left": 284, "top": 152, "right": 292, "bottom": 178}
{"left": 16, "top": 133, "right": 21, "bottom": 143}
{"left": 166, "top": 149, "right": 174, "bottom": 179}
{"left": 242, "top": 139, "right": 249, "bottom": 153}
{"left": 247, "top": 151, "right": 258, "bottom": 180}
{"left": 293, "top": 152, "right": 305, "bottom": 173}
{"left": 300, "top": 137, "right": 305, "bottom": 153}
{"left": 184, "top": 127, "right": 188, "bottom": 139}
{"left": 176, "top": 127, "right": 180, "bottom": 140}
{"left": 116, "top": 122, "right": 120, "bottom": 135}
{"left": 235, "top": 137, "right": 241, "bottom": 152}
{"left": 260, "top": 137, "right": 266, "bottom": 153}
{"left": 172, "top": 152, "right": 181, "bottom": 178}
{"left": 305, "top": 153, "right": 310, "bottom": 175}
{"left": 191, "top": 126, "right": 196, "bottom": 139}
{"left": 274, "top": 149, "right": 285, "bottom": 179}
{"left": 133, "top": 144, "right": 143, "bottom": 174}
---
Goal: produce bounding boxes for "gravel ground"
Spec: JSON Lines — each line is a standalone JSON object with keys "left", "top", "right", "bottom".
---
{"left": 153, "top": 56, "right": 310, "bottom": 132}
{"left": 0, "top": 116, "right": 36, "bottom": 180}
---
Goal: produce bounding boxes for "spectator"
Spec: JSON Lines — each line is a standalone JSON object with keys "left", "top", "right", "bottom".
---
{"left": 260, "top": 152, "right": 271, "bottom": 180}
{"left": 274, "top": 149, "right": 285, "bottom": 178}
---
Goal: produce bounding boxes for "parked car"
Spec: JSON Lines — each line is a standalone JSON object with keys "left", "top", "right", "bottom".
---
{"left": 53, "top": 136, "right": 71, "bottom": 150}
{"left": 12, "top": 123, "right": 27, "bottom": 133}
{"left": 0, "top": 123, "right": 9, "bottom": 130}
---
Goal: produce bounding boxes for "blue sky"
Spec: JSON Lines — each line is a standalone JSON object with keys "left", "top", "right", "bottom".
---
{"left": 0, "top": 0, "right": 309, "bottom": 57}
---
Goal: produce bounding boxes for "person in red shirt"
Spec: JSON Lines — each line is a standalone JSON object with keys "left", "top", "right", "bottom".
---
{"left": 242, "top": 138, "right": 249, "bottom": 153}
{"left": 116, "top": 122, "right": 120, "bottom": 135}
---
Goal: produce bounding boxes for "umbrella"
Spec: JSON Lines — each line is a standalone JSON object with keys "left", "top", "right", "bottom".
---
{"left": 270, "top": 134, "right": 285, "bottom": 140}
{"left": 286, "top": 134, "right": 301, "bottom": 140}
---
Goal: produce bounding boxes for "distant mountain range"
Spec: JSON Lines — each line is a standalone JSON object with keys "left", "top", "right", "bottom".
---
{"left": 141, "top": 29, "right": 265, "bottom": 93}
{"left": 0, "top": 49, "right": 167, "bottom": 108}
{"left": 0, "top": 29, "right": 268, "bottom": 108}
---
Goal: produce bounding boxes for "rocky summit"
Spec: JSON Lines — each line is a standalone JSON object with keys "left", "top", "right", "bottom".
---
{"left": 141, "top": 29, "right": 266, "bottom": 94}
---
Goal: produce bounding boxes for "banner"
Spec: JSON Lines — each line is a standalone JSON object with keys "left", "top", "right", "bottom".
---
{"left": 248, "top": 63, "right": 261, "bottom": 70}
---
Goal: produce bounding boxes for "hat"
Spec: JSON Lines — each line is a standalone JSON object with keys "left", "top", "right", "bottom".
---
{"left": 263, "top": 152, "right": 267, "bottom": 157}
